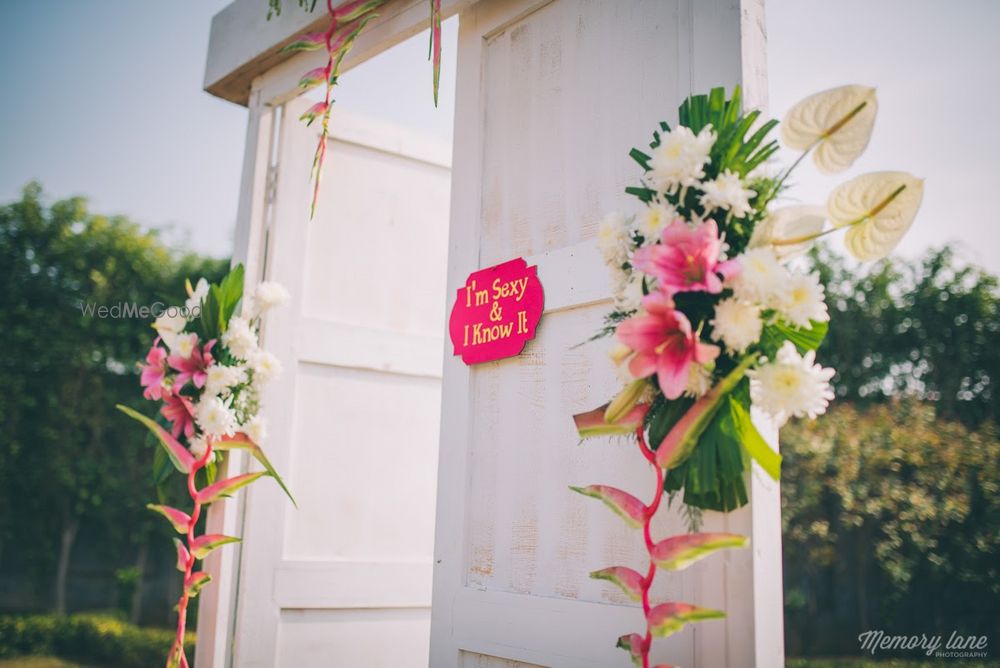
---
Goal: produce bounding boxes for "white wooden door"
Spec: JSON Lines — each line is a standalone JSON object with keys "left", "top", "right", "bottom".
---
{"left": 430, "top": 1, "right": 781, "bottom": 667}
{"left": 221, "top": 98, "right": 451, "bottom": 667}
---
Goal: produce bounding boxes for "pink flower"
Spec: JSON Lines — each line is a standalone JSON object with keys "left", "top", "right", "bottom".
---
{"left": 140, "top": 342, "right": 168, "bottom": 400}
{"left": 616, "top": 294, "right": 720, "bottom": 399}
{"left": 168, "top": 339, "right": 215, "bottom": 390}
{"left": 631, "top": 219, "right": 739, "bottom": 296}
{"left": 160, "top": 391, "right": 195, "bottom": 439}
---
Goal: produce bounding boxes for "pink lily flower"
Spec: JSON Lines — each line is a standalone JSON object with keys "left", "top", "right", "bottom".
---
{"left": 160, "top": 391, "right": 195, "bottom": 439}
{"left": 139, "top": 342, "right": 168, "bottom": 400}
{"left": 616, "top": 294, "right": 720, "bottom": 400}
{"left": 168, "top": 339, "right": 215, "bottom": 390}
{"left": 631, "top": 219, "right": 740, "bottom": 296}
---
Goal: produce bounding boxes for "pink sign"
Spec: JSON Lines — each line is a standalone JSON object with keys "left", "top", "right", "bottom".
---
{"left": 449, "top": 257, "right": 544, "bottom": 365}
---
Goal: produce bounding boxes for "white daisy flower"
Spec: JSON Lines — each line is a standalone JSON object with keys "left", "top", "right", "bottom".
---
{"left": 615, "top": 272, "right": 645, "bottom": 314}
{"left": 710, "top": 298, "right": 763, "bottom": 353}
{"left": 222, "top": 316, "right": 258, "bottom": 360}
{"left": 254, "top": 281, "right": 290, "bottom": 313}
{"left": 684, "top": 363, "right": 713, "bottom": 398}
{"left": 699, "top": 169, "right": 757, "bottom": 218}
{"left": 243, "top": 415, "right": 268, "bottom": 445}
{"left": 777, "top": 271, "right": 829, "bottom": 328}
{"left": 597, "top": 212, "right": 631, "bottom": 269}
{"left": 634, "top": 201, "right": 676, "bottom": 242}
{"left": 731, "top": 247, "right": 791, "bottom": 308}
{"left": 204, "top": 363, "right": 247, "bottom": 398}
{"left": 647, "top": 126, "right": 716, "bottom": 192}
{"left": 749, "top": 341, "right": 836, "bottom": 426}
{"left": 251, "top": 350, "right": 282, "bottom": 385}
{"left": 195, "top": 395, "right": 238, "bottom": 439}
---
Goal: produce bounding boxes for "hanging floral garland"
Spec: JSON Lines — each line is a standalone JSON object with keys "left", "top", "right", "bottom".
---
{"left": 119, "top": 266, "right": 295, "bottom": 668}
{"left": 277, "top": 0, "right": 444, "bottom": 216}
{"left": 571, "top": 84, "right": 923, "bottom": 667}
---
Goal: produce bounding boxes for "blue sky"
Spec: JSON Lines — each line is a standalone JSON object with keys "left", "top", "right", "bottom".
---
{"left": 0, "top": 1, "right": 997, "bottom": 272}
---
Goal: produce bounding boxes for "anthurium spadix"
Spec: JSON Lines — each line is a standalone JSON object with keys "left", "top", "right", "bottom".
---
{"left": 650, "top": 533, "right": 749, "bottom": 571}
{"left": 827, "top": 171, "right": 925, "bottom": 261}
{"left": 590, "top": 566, "right": 646, "bottom": 601}
{"left": 781, "top": 84, "right": 878, "bottom": 174}
{"left": 647, "top": 602, "right": 726, "bottom": 638}
{"left": 117, "top": 405, "right": 194, "bottom": 473}
{"left": 189, "top": 534, "right": 241, "bottom": 560}
{"left": 148, "top": 504, "right": 191, "bottom": 534}
{"left": 573, "top": 403, "right": 647, "bottom": 439}
{"left": 194, "top": 472, "right": 266, "bottom": 505}
{"left": 569, "top": 485, "right": 648, "bottom": 528}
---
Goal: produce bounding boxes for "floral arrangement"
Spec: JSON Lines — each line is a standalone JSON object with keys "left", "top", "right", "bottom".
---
{"left": 117, "top": 265, "right": 294, "bottom": 668}
{"left": 570, "top": 85, "right": 923, "bottom": 667}
{"left": 278, "top": 0, "right": 444, "bottom": 216}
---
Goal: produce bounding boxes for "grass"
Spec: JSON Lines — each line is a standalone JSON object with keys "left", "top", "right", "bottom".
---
{"left": 0, "top": 659, "right": 89, "bottom": 668}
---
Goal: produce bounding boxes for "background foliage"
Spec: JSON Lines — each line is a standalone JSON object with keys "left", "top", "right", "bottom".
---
{"left": 0, "top": 183, "right": 227, "bottom": 627}
{"left": 781, "top": 245, "right": 999, "bottom": 656}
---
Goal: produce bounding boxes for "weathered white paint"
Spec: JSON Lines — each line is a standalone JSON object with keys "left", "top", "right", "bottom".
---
{"left": 204, "top": 0, "right": 782, "bottom": 666}
{"left": 430, "top": 0, "right": 781, "bottom": 666}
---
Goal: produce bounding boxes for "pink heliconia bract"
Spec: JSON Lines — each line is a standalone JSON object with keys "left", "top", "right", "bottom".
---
{"left": 160, "top": 391, "right": 196, "bottom": 439}
{"left": 616, "top": 293, "right": 720, "bottom": 400}
{"left": 631, "top": 219, "right": 740, "bottom": 296}
{"left": 139, "top": 343, "right": 168, "bottom": 400}
{"left": 168, "top": 339, "right": 215, "bottom": 390}
{"left": 300, "top": 101, "right": 329, "bottom": 127}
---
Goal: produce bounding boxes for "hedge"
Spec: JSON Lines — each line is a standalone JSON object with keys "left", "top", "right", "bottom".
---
{"left": 0, "top": 614, "right": 194, "bottom": 668}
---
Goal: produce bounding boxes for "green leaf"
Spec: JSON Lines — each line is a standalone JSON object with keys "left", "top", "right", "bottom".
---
{"left": 728, "top": 397, "right": 781, "bottom": 480}
{"left": 760, "top": 319, "right": 829, "bottom": 358}
{"left": 629, "top": 148, "right": 651, "bottom": 171}
{"left": 647, "top": 396, "right": 694, "bottom": 452}
{"left": 625, "top": 186, "right": 655, "bottom": 203}
{"left": 117, "top": 405, "right": 194, "bottom": 473}
{"left": 214, "top": 434, "right": 297, "bottom": 507}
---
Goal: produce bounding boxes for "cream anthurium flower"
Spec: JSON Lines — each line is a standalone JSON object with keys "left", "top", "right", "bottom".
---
{"left": 827, "top": 171, "right": 924, "bottom": 261}
{"left": 750, "top": 205, "right": 827, "bottom": 260}
{"left": 781, "top": 84, "right": 877, "bottom": 174}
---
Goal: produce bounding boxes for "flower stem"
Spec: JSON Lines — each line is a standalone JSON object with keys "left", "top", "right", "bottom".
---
{"left": 171, "top": 440, "right": 214, "bottom": 668}
{"left": 636, "top": 419, "right": 664, "bottom": 668}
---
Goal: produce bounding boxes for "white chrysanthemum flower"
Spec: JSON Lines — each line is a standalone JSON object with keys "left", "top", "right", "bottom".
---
{"left": 731, "top": 247, "right": 791, "bottom": 307}
{"left": 647, "top": 126, "right": 716, "bottom": 192}
{"left": 154, "top": 309, "right": 186, "bottom": 337}
{"left": 699, "top": 169, "right": 757, "bottom": 218}
{"left": 254, "top": 281, "right": 290, "bottom": 313}
{"left": 634, "top": 202, "right": 676, "bottom": 242}
{"left": 684, "top": 363, "right": 713, "bottom": 398}
{"left": 195, "top": 395, "right": 238, "bottom": 439}
{"left": 243, "top": 415, "right": 268, "bottom": 445}
{"left": 189, "top": 435, "right": 210, "bottom": 460}
{"left": 598, "top": 212, "right": 630, "bottom": 269}
{"left": 777, "top": 272, "right": 829, "bottom": 328}
{"left": 184, "top": 278, "right": 209, "bottom": 317}
{"left": 710, "top": 298, "right": 763, "bottom": 353}
{"left": 616, "top": 272, "right": 645, "bottom": 314}
{"left": 222, "top": 316, "right": 258, "bottom": 360}
{"left": 251, "top": 350, "right": 282, "bottom": 385}
{"left": 749, "top": 341, "right": 835, "bottom": 425}
{"left": 204, "top": 363, "right": 247, "bottom": 398}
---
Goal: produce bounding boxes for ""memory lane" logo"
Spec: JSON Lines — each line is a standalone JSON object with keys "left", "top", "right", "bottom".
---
{"left": 858, "top": 630, "right": 989, "bottom": 659}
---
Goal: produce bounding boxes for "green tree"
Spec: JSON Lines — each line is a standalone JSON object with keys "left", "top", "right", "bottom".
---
{"left": 0, "top": 183, "right": 227, "bottom": 617}
{"left": 810, "top": 244, "right": 1000, "bottom": 427}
